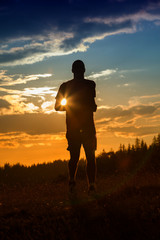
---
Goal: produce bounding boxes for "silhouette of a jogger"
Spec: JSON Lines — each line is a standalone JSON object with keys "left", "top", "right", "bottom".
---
{"left": 55, "top": 60, "right": 97, "bottom": 193}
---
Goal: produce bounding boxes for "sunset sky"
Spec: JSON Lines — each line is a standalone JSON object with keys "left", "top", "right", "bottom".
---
{"left": 0, "top": 0, "right": 160, "bottom": 166}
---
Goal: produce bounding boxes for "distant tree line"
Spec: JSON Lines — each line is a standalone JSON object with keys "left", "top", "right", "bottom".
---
{"left": 96, "top": 134, "right": 160, "bottom": 176}
{"left": 0, "top": 134, "right": 160, "bottom": 185}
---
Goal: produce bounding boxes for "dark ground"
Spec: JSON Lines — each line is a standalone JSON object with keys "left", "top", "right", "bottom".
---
{"left": 0, "top": 173, "right": 160, "bottom": 240}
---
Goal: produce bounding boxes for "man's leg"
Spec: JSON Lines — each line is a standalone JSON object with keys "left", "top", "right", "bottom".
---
{"left": 67, "top": 131, "right": 81, "bottom": 184}
{"left": 68, "top": 146, "right": 81, "bottom": 183}
{"left": 83, "top": 130, "right": 97, "bottom": 192}
{"left": 84, "top": 148, "right": 96, "bottom": 186}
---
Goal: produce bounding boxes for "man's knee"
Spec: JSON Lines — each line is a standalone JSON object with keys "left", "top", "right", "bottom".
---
{"left": 69, "top": 156, "right": 79, "bottom": 166}
{"left": 85, "top": 148, "right": 95, "bottom": 160}
{"left": 69, "top": 149, "right": 80, "bottom": 166}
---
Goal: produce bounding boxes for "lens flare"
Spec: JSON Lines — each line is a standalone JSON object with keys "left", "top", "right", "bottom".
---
{"left": 61, "top": 98, "right": 67, "bottom": 106}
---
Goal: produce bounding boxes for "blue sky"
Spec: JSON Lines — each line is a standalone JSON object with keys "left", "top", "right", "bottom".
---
{"left": 0, "top": 0, "right": 160, "bottom": 165}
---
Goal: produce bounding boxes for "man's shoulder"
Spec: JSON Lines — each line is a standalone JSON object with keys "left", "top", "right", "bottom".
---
{"left": 84, "top": 79, "right": 96, "bottom": 87}
{"left": 61, "top": 79, "right": 74, "bottom": 87}
{"left": 59, "top": 79, "right": 73, "bottom": 89}
{"left": 60, "top": 79, "right": 95, "bottom": 88}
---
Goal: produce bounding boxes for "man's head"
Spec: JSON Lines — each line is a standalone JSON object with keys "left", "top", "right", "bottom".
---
{"left": 72, "top": 60, "right": 85, "bottom": 74}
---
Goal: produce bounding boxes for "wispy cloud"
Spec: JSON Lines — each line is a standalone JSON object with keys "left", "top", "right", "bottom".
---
{"left": 0, "top": 71, "right": 57, "bottom": 114}
{"left": 85, "top": 10, "right": 160, "bottom": 25}
{"left": 108, "top": 125, "right": 160, "bottom": 138}
{"left": 0, "top": 32, "right": 88, "bottom": 66}
{"left": 22, "top": 87, "right": 57, "bottom": 97}
{"left": 129, "top": 94, "right": 160, "bottom": 106}
{"left": 41, "top": 101, "right": 55, "bottom": 114}
{"left": 0, "top": 70, "right": 52, "bottom": 86}
{"left": 0, "top": 86, "right": 57, "bottom": 115}
{"left": 88, "top": 69, "right": 117, "bottom": 79}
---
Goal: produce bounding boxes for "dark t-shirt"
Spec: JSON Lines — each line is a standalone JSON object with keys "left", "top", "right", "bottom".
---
{"left": 55, "top": 79, "right": 97, "bottom": 133}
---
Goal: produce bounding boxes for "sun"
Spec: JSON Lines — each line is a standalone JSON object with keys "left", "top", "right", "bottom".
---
{"left": 61, "top": 98, "right": 67, "bottom": 106}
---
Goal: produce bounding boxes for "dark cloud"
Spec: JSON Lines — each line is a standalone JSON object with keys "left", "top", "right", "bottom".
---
{"left": 60, "top": 20, "right": 132, "bottom": 50}
{"left": 108, "top": 125, "right": 160, "bottom": 137}
{"left": 0, "top": 0, "right": 158, "bottom": 41}
{"left": 95, "top": 103, "right": 160, "bottom": 137}
{"left": 0, "top": 0, "right": 159, "bottom": 65}
{"left": 0, "top": 46, "right": 48, "bottom": 64}
{"left": 0, "top": 99, "right": 11, "bottom": 109}
{"left": 96, "top": 104, "right": 157, "bottom": 120}
{"left": 0, "top": 112, "right": 65, "bottom": 134}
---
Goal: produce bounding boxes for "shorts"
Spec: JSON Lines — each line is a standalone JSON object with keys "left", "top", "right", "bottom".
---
{"left": 66, "top": 128, "right": 97, "bottom": 152}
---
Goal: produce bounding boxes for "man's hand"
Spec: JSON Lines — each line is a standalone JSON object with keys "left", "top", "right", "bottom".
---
{"left": 55, "top": 97, "right": 67, "bottom": 111}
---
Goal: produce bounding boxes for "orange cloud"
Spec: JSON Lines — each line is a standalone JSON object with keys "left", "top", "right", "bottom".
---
{"left": 0, "top": 132, "right": 65, "bottom": 149}
{"left": 0, "top": 112, "right": 65, "bottom": 135}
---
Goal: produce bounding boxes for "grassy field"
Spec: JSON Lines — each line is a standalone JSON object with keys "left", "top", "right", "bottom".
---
{"left": 1, "top": 171, "right": 160, "bottom": 240}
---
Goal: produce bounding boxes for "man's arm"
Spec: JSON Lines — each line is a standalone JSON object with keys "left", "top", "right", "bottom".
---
{"left": 91, "top": 81, "right": 97, "bottom": 112}
{"left": 93, "top": 98, "right": 97, "bottom": 112}
{"left": 55, "top": 83, "right": 66, "bottom": 111}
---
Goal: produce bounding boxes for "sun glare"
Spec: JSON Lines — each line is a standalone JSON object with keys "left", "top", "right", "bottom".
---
{"left": 61, "top": 98, "right": 67, "bottom": 106}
